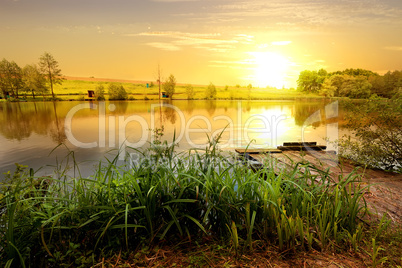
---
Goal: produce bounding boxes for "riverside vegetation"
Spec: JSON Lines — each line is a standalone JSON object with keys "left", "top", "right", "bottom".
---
{"left": 1, "top": 52, "right": 400, "bottom": 101}
{"left": 4, "top": 78, "right": 309, "bottom": 101}
{"left": 1, "top": 131, "right": 401, "bottom": 267}
{"left": 338, "top": 94, "right": 402, "bottom": 173}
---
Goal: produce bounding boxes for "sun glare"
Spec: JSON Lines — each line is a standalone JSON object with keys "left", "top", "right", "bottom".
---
{"left": 249, "top": 52, "right": 290, "bottom": 89}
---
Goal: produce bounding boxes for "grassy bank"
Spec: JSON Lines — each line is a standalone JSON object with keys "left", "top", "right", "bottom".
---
{"left": 13, "top": 78, "right": 323, "bottom": 101}
{"left": 1, "top": 134, "right": 401, "bottom": 267}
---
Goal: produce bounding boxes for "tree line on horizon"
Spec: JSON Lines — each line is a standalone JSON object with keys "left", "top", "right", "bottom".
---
{"left": 0, "top": 52, "right": 62, "bottom": 100}
{"left": 0, "top": 54, "right": 217, "bottom": 101}
{"left": 297, "top": 68, "right": 402, "bottom": 99}
{"left": 3, "top": 53, "right": 401, "bottom": 101}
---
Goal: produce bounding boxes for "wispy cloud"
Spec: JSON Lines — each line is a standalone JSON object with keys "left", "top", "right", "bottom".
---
{"left": 127, "top": 31, "right": 241, "bottom": 52}
{"left": 208, "top": 59, "right": 254, "bottom": 70}
{"left": 150, "top": 0, "right": 199, "bottom": 2}
{"left": 174, "top": 37, "right": 237, "bottom": 46}
{"left": 271, "top": 41, "right": 292, "bottom": 46}
{"left": 210, "top": 60, "right": 251, "bottom": 65}
{"left": 211, "top": 0, "right": 402, "bottom": 30}
{"left": 384, "top": 46, "right": 402, "bottom": 51}
{"left": 132, "top": 31, "right": 222, "bottom": 39}
{"left": 146, "top": 42, "right": 181, "bottom": 51}
{"left": 235, "top": 34, "right": 254, "bottom": 43}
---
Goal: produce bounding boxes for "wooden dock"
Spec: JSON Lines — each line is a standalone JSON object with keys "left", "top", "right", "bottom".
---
{"left": 236, "top": 142, "right": 338, "bottom": 176}
{"left": 235, "top": 142, "right": 402, "bottom": 223}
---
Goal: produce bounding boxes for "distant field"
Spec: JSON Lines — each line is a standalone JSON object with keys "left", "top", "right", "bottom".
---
{"left": 51, "top": 76, "right": 320, "bottom": 100}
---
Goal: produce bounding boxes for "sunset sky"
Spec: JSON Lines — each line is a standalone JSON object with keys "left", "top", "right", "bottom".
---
{"left": 1, "top": 0, "right": 401, "bottom": 88}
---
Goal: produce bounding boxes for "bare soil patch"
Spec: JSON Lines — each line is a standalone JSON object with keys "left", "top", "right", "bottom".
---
{"left": 100, "top": 243, "right": 376, "bottom": 267}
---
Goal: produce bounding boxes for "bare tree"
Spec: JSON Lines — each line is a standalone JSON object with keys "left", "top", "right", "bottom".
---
{"left": 157, "top": 64, "right": 162, "bottom": 100}
{"left": 155, "top": 64, "right": 162, "bottom": 100}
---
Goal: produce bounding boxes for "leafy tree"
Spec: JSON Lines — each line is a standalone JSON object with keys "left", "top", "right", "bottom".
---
{"left": 328, "top": 74, "right": 347, "bottom": 96}
{"left": 320, "top": 74, "right": 372, "bottom": 98}
{"left": 108, "top": 83, "right": 127, "bottom": 100}
{"left": 297, "top": 69, "right": 327, "bottom": 93}
{"left": 95, "top": 84, "right": 105, "bottom": 101}
{"left": 22, "top": 64, "right": 47, "bottom": 99}
{"left": 205, "top": 82, "right": 217, "bottom": 99}
{"left": 317, "top": 68, "right": 328, "bottom": 77}
{"left": 185, "top": 84, "right": 195, "bottom": 99}
{"left": 0, "top": 59, "right": 24, "bottom": 98}
{"left": 320, "top": 77, "right": 337, "bottom": 97}
{"left": 163, "top": 74, "right": 176, "bottom": 99}
{"left": 368, "top": 75, "right": 385, "bottom": 97}
{"left": 339, "top": 75, "right": 372, "bottom": 98}
{"left": 338, "top": 95, "right": 402, "bottom": 171}
{"left": 297, "top": 70, "right": 317, "bottom": 93}
{"left": 39, "top": 52, "right": 63, "bottom": 99}
{"left": 382, "top": 70, "right": 402, "bottom": 98}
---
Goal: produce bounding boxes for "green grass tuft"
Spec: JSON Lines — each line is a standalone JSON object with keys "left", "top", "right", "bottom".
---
{"left": 0, "top": 133, "right": 397, "bottom": 267}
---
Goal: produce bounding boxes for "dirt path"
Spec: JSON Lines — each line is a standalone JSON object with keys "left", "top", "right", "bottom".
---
{"left": 362, "top": 169, "right": 402, "bottom": 223}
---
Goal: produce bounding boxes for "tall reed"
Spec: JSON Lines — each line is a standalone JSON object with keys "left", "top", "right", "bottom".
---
{"left": 0, "top": 133, "right": 371, "bottom": 266}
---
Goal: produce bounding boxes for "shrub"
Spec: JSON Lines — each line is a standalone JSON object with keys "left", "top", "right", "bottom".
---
{"left": 163, "top": 74, "right": 176, "bottom": 99}
{"left": 108, "top": 83, "right": 127, "bottom": 100}
{"left": 185, "top": 84, "right": 194, "bottom": 99}
{"left": 338, "top": 94, "right": 402, "bottom": 171}
{"left": 205, "top": 82, "right": 217, "bottom": 99}
{"left": 95, "top": 84, "right": 105, "bottom": 101}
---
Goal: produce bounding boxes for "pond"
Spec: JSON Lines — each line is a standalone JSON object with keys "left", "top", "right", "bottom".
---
{"left": 0, "top": 100, "right": 343, "bottom": 177}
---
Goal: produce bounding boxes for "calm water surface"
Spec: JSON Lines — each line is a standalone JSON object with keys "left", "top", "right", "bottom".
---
{"left": 0, "top": 100, "right": 342, "bottom": 177}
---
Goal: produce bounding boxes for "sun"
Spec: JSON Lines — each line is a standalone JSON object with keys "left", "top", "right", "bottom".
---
{"left": 249, "top": 52, "right": 290, "bottom": 89}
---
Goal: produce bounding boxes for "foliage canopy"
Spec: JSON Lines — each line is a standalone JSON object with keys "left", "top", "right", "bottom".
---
{"left": 0, "top": 58, "right": 24, "bottom": 98}
{"left": 298, "top": 68, "right": 401, "bottom": 99}
{"left": 22, "top": 64, "right": 47, "bottom": 98}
